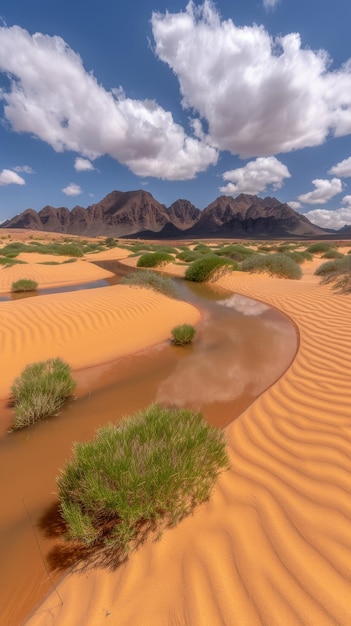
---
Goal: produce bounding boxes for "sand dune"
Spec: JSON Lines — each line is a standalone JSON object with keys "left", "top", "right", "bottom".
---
{"left": 0, "top": 284, "right": 200, "bottom": 399}
{"left": 25, "top": 268, "right": 351, "bottom": 626}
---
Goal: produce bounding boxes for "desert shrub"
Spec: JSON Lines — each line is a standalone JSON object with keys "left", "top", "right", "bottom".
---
{"left": 171, "top": 324, "right": 196, "bottom": 346}
{"left": 137, "top": 252, "right": 173, "bottom": 268}
{"left": 11, "top": 358, "right": 76, "bottom": 429}
{"left": 120, "top": 270, "right": 178, "bottom": 298}
{"left": 321, "top": 250, "right": 344, "bottom": 259}
{"left": 241, "top": 253, "right": 302, "bottom": 279}
{"left": 176, "top": 250, "right": 203, "bottom": 262}
{"left": 282, "top": 250, "right": 313, "bottom": 264}
{"left": 57, "top": 403, "right": 229, "bottom": 556}
{"left": 62, "top": 258, "right": 78, "bottom": 264}
{"left": 0, "top": 257, "right": 27, "bottom": 266}
{"left": 151, "top": 244, "right": 178, "bottom": 254}
{"left": 11, "top": 279, "right": 38, "bottom": 292}
{"left": 314, "top": 256, "right": 351, "bottom": 277}
{"left": 185, "top": 255, "right": 237, "bottom": 282}
{"left": 193, "top": 243, "right": 211, "bottom": 254}
{"left": 306, "top": 242, "right": 335, "bottom": 254}
{"left": 104, "top": 237, "right": 119, "bottom": 247}
{"left": 215, "top": 244, "right": 255, "bottom": 262}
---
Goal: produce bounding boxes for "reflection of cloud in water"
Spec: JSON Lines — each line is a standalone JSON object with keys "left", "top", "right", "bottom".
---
{"left": 219, "top": 294, "right": 269, "bottom": 316}
{"left": 157, "top": 315, "right": 296, "bottom": 408}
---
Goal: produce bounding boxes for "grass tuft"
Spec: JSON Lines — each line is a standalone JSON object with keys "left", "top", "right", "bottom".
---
{"left": 171, "top": 324, "right": 196, "bottom": 346}
{"left": 11, "top": 279, "right": 38, "bottom": 292}
{"left": 137, "top": 252, "right": 174, "bottom": 268}
{"left": 57, "top": 403, "right": 229, "bottom": 557}
{"left": 120, "top": 270, "right": 178, "bottom": 298}
{"left": 185, "top": 255, "right": 237, "bottom": 282}
{"left": 11, "top": 358, "right": 76, "bottom": 429}
{"left": 241, "top": 253, "right": 302, "bottom": 279}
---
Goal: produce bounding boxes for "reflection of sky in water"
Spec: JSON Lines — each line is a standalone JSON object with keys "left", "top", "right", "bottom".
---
{"left": 219, "top": 293, "right": 270, "bottom": 316}
{"left": 157, "top": 312, "right": 296, "bottom": 408}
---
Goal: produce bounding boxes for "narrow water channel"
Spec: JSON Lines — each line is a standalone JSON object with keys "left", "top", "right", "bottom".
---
{"left": 0, "top": 264, "right": 297, "bottom": 625}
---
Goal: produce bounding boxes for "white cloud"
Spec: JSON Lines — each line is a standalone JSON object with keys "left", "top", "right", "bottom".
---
{"left": 329, "top": 156, "right": 351, "bottom": 177}
{"left": 298, "top": 178, "right": 342, "bottom": 204}
{"left": 74, "top": 157, "right": 95, "bottom": 172}
{"left": 219, "top": 294, "right": 270, "bottom": 315}
{"left": 0, "top": 25, "right": 217, "bottom": 180}
{"left": 263, "top": 0, "right": 280, "bottom": 10}
{"left": 220, "top": 156, "right": 290, "bottom": 195}
{"left": 13, "top": 165, "right": 35, "bottom": 174}
{"left": 0, "top": 168, "right": 25, "bottom": 185}
{"left": 342, "top": 195, "right": 351, "bottom": 205}
{"left": 152, "top": 2, "right": 351, "bottom": 157}
{"left": 62, "top": 183, "right": 82, "bottom": 196}
{"left": 287, "top": 201, "right": 302, "bottom": 210}
{"left": 303, "top": 206, "right": 351, "bottom": 229}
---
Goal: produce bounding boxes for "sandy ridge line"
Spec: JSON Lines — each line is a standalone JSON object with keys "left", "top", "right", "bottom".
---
{"left": 25, "top": 271, "right": 351, "bottom": 626}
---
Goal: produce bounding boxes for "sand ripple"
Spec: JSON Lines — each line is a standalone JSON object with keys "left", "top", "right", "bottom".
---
{"left": 25, "top": 271, "right": 351, "bottom": 626}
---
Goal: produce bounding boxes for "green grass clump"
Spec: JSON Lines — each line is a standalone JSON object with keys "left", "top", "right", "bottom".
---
{"left": 11, "top": 279, "right": 38, "bottom": 292}
{"left": 185, "top": 255, "right": 237, "bottom": 282}
{"left": 0, "top": 257, "right": 27, "bottom": 266}
{"left": 120, "top": 270, "right": 178, "bottom": 299}
{"left": 241, "top": 253, "right": 302, "bottom": 279}
{"left": 314, "top": 256, "right": 351, "bottom": 277}
{"left": 11, "top": 358, "right": 76, "bottom": 429}
{"left": 57, "top": 403, "right": 229, "bottom": 556}
{"left": 171, "top": 324, "right": 196, "bottom": 346}
{"left": 282, "top": 250, "right": 313, "bottom": 264}
{"left": 215, "top": 244, "right": 255, "bottom": 262}
{"left": 176, "top": 250, "right": 203, "bottom": 262}
{"left": 306, "top": 242, "right": 335, "bottom": 254}
{"left": 321, "top": 250, "right": 344, "bottom": 259}
{"left": 193, "top": 243, "right": 211, "bottom": 254}
{"left": 151, "top": 244, "right": 178, "bottom": 254}
{"left": 137, "top": 252, "right": 174, "bottom": 268}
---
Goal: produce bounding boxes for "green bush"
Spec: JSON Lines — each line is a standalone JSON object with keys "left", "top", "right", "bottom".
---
{"left": 137, "top": 252, "right": 174, "bottom": 268}
{"left": 11, "top": 279, "right": 38, "bottom": 292}
{"left": 314, "top": 256, "right": 351, "bottom": 277}
{"left": 176, "top": 250, "right": 203, "bottom": 263}
{"left": 321, "top": 250, "right": 344, "bottom": 259}
{"left": 306, "top": 242, "right": 335, "bottom": 254}
{"left": 185, "top": 255, "right": 237, "bottom": 282}
{"left": 11, "top": 358, "right": 76, "bottom": 429}
{"left": 215, "top": 244, "right": 255, "bottom": 262}
{"left": 120, "top": 270, "right": 178, "bottom": 299}
{"left": 171, "top": 324, "right": 196, "bottom": 346}
{"left": 57, "top": 404, "right": 229, "bottom": 556}
{"left": 241, "top": 253, "right": 302, "bottom": 279}
{"left": 282, "top": 250, "right": 313, "bottom": 264}
{"left": 0, "top": 257, "right": 27, "bottom": 266}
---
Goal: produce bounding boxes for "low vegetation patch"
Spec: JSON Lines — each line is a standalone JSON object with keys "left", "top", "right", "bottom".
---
{"left": 57, "top": 403, "right": 229, "bottom": 557}
{"left": 0, "top": 257, "right": 27, "bottom": 266}
{"left": 315, "top": 256, "right": 351, "bottom": 293}
{"left": 171, "top": 324, "right": 196, "bottom": 346}
{"left": 306, "top": 242, "right": 335, "bottom": 254}
{"left": 215, "top": 244, "right": 255, "bottom": 262}
{"left": 185, "top": 255, "right": 237, "bottom": 282}
{"left": 11, "top": 279, "right": 38, "bottom": 292}
{"left": 241, "top": 253, "right": 302, "bottom": 279}
{"left": 321, "top": 249, "right": 344, "bottom": 259}
{"left": 11, "top": 358, "right": 76, "bottom": 430}
{"left": 282, "top": 250, "right": 313, "bottom": 264}
{"left": 120, "top": 270, "right": 178, "bottom": 298}
{"left": 137, "top": 251, "right": 174, "bottom": 268}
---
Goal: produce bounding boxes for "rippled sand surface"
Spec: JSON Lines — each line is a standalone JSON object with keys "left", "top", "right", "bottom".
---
{"left": 25, "top": 264, "right": 351, "bottom": 626}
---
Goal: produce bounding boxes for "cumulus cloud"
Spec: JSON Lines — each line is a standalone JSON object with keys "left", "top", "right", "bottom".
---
{"left": 303, "top": 206, "right": 351, "bottom": 229}
{"left": 0, "top": 25, "right": 217, "bottom": 180}
{"left": 220, "top": 156, "right": 290, "bottom": 195}
{"left": 13, "top": 165, "right": 35, "bottom": 174}
{"left": 0, "top": 168, "right": 25, "bottom": 185}
{"left": 74, "top": 157, "right": 95, "bottom": 172}
{"left": 329, "top": 156, "right": 351, "bottom": 177}
{"left": 62, "top": 183, "right": 82, "bottom": 196}
{"left": 287, "top": 200, "right": 302, "bottom": 210}
{"left": 152, "top": 2, "right": 351, "bottom": 157}
{"left": 298, "top": 177, "right": 343, "bottom": 204}
{"left": 342, "top": 195, "right": 351, "bottom": 205}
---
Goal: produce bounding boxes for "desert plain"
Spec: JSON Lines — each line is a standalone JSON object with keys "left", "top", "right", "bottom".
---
{"left": 0, "top": 230, "right": 350, "bottom": 626}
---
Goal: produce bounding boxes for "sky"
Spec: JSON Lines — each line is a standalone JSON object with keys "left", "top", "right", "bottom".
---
{"left": 1, "top": 0, "right": 351, "bottom": 229}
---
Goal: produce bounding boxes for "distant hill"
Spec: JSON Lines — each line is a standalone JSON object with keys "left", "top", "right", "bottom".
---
{"left": 0, "top": 189, "right": 334, "bottom": 238}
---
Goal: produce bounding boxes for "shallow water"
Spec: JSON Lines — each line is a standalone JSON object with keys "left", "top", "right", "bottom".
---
{"left": 0, "top": 267, "right": 297, "bottom": 625}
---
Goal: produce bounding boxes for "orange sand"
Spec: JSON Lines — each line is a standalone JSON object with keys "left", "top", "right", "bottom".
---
{"left": 24, "top": 259, "right": 351, "bottom": 625}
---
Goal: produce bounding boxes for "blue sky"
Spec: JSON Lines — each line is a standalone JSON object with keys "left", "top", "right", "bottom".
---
{"left": 1, "top": 0, "right": 351, "bottom": 229}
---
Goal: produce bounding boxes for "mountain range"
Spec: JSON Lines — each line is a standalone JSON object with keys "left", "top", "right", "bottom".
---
{"left": 0, "top": 189, "right": 344, "bottom": 239}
